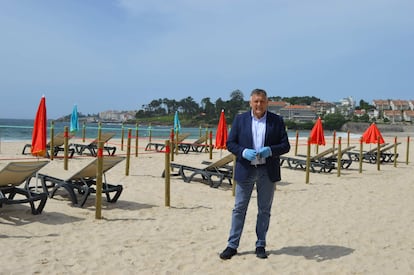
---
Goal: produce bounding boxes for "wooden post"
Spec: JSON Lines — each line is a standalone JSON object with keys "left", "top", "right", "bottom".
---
{"left": 121, "top": 123, "right": 125, "bottom": 151}
{"left": 406, "top": 136, "right": 410, "bottom": 165}
{"left": 148, "top": 123, "right": 152, "bottom": 143}
{"left": 377, "top": 136, "right": 381, "bottom": 171}
{"left": 294, "top": 130, "right": 299, "bottom": 156}
{"left": 170, "top": 129, "right": 174, "bottom": 162}
{"left": 98, "top": 122, "right": 102, "bottom": 142}
{"left": 64, "top": 126, "right": 69, "bottom": 170}
{"left": 347, "top": 130, "right": 350, "bottom": 147}
{"left": 332, "top": 130, "right": 336, "bottom": 151}
{"left": 359, "top": 137, "right": 363, "bottom": 173}
{"left": 305, "top": 137, "right": 311, "bottom": 184}
{"left": 95, "top": 141, "right": 104, "bottom": 219}
{"left": 135, "top": 123, "right": 139, "bottom": 157}
{"left": 82, "top": 121, "right": 86, "bottom": 142}
{"left": 209, "top": 130, "right": 213, "bottom": 160}
{"left": 125, "top": 129, "right": 131, "bottom": 176}
{"left": 337, "top": 137, "right": 342, "bottom": 177}
{"left": 394, "top": 136, "right": 397, "bottom": 168}
{"left": 50, "top": 121, "right": 55, "bottom": 160}
{"left": 205, "top": 129, "right": 208, "bottom": 154}
{"left": 165, "top": 140, "right": 171, "bottom": 207}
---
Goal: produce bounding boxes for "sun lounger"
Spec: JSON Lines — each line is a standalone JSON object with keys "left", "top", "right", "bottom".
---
{"left": 71, "top": 132, "right": 117, "bottom": 157}
{"left": 0, "top": 160, "right": 49, "bottom": 214}
{"left": 347, "top": 143, "right": 390, "bottom": 164}
{"left": 319, "top": 146, "right": 355, "bottom": 169}
{"left": 178, "top": 136, "right": 210, "bottom": 154}
{"left": 36, "top": 156, "right": 125, "bottom": 207}
{"left": 163, "top": 154, "right": 234, "bottom": 188}
{"left": 377, "top": 143, "right": 400, "bottom": 163}
{"left": 280, "top": 147, "right": 337, "bottom": 173}
{"left": 145, "top": 132, "right": 191, "bottom": 152}
{"left": 22, "top": 132, "right": 75, "bottom": 158}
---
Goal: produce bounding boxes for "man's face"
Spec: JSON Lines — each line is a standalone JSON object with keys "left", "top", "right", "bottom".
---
{"left": 250, "top": 93, "right": 268, "bottom": 119}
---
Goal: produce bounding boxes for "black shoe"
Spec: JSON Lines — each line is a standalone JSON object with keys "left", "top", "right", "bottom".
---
{"left": 255, "top": 247, "right": 268, "bottom": 259}
{"left": 219, "top": 247, "right": 237, "bottom": 260}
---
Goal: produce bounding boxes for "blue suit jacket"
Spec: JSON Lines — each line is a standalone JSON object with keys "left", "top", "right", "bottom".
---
{"left": 226, "top": 110, "right": 290, "bottom": 183}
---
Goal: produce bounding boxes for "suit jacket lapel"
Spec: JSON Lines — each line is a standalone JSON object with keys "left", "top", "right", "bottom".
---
{"left": 245, "top": 112, "right": 254, "bottom": 147}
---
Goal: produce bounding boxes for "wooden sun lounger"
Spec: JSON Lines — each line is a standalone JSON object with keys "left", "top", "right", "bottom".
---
{"left": 177, "top": 136, "right": 210, "bottom": 154}
{"left": 377, "top": 142, "right": 401, "bottom": 163}
{"left": 319, "top": 146, "right": 355, "bottom": 169}
{"left": 280, "top": 147, "right": 337, "bottom": 173}
{"left": 36, "top": 157, "right": 124, "bottom": 207}
{"left": 0, "top": 160, "right": 49, "bottom": 214}
{"left": 145, "top": 132, "right": 191, "bottom": 152}
{"left": 71, "top": 132, "right": 117, "bottom": 157}
{"left": 22, "top": 132, "right": 75, "bottom": 158}
{"left": 163, "top": 154, "right": 234, "bottom": 188}
{"left": 347, "top": 143, "right": 390, "bottom": 164}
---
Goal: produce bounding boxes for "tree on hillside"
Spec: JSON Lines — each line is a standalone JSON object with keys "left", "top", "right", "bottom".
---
{"left": 201, "top": 97, "right": 215, "bottom": 117}
{"left": 283, "top": 96, "right": 320, "bottom": 105}
{"left": 227, "top": 89, "right": 246, "bottom": 121}
{"left": 269, "top": 96, "right": 282, "bottom": 101}
{"left": 179, "top": 96, "right": 199, "bottom": 115}
{"left": 215, "top": 98, "right": 226, "bottom": 115}
{"left": 148, "top": 99, "right": 166, "bottom": 115}
{"left": 323, "top": 113, "right": 346, "bottom": 130}
{"left": 162, "top": 98, "right": 178, "bottom": 114}
{"left": 359, "top": 99, "right": 374, "bottom": 110}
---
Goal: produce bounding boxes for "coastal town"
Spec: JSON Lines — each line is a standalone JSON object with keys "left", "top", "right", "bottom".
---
{"left": 81, "top": 97, "right": 414, "bottom": 125}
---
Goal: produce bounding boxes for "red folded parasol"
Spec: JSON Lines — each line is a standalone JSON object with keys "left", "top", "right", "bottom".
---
{"left": 362, "top": 123, "right": 385, "bottom": 144}
{"left": 31, "top": 96, "right": 47, "bottom": 157}
{"left": 215, "top": 109, "right": 228, "bottom": 150}
{"left": 309, "top": 117, "right": 326, "bottom": 145}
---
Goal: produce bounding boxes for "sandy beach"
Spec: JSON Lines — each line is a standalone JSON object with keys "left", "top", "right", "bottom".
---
{"left": 1, "top": 134, "right": 413, "bottom": 274}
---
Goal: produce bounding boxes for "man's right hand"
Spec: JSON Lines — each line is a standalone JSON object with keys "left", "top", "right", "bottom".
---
{"left": 242, "top": 149, "right": 257, "bottom": 161}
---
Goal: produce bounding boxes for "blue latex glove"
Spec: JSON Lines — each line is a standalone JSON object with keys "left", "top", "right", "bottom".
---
{"left": 242, "top": 149, "right": 257, "bottom": 161}
{"left": 258, "top": 147, "right": 271, "bottom": 158}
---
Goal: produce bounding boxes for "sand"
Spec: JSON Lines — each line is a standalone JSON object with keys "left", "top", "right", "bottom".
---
{"left": 0, "top": 134, "right": 413, "bottom": 274}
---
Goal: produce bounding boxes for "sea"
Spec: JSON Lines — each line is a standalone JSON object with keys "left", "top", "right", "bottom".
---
{"left": 0, "top": 118, "right": 185, "bottom": 141}
{"left": 0, "top": 118, "right": 351, "bottom": 142}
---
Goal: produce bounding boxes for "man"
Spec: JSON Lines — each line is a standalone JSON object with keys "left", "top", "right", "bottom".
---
{"left": 219, "top": 88, "right": 290, "bottom": 260}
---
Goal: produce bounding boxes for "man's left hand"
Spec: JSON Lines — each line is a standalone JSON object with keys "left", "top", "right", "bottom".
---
{"left": 258, "top": 147, "right": 271, "bottom": 158}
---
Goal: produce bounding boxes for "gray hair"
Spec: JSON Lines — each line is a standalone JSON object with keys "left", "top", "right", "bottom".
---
{"left": 250, "top": 88, "right": 267, "bottom": 98}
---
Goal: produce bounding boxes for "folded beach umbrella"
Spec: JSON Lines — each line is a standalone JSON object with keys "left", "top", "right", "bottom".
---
{"left": 70, "top": 104, "right": 79, "bottom": 133}
{"left": 31, "top": 95, "right": 47, "bottom": 157}
{"left": 174, "top": 110, "right": 181, "bottom": 133}
{"left": 362, "top": 122, "right": 385, "bottom": 144}
{"left": 309, "top": 117, "right": 326, "bottom": 145}
{"left": 215, "top": 109, "right": 228, "bottom": 150}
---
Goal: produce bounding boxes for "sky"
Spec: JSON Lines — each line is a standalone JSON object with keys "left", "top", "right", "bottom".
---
{"left": 1, "top": 0, "right": 413, "bottom": 119}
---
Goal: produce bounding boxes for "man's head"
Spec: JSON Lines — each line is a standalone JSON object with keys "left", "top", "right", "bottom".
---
{"left": 250, "top": 88, "right": 269, "bottom": 119}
